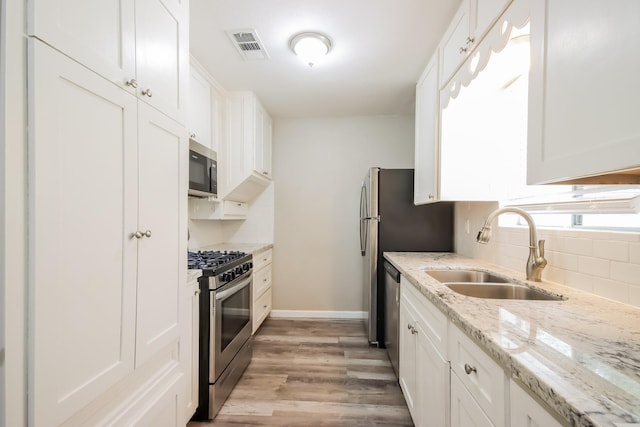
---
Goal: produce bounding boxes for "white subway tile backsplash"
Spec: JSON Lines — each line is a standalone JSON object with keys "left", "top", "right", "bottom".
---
{"left": 611, "top": 262, "right": 640, "bottom": 286}
{"left": 577, "top": 256, "right": 610, "bottom": 278}
{"left": 454, "top": 202, "right": 640, "bottom": 308}
{"left": 560, "top": 236, "right": 593, "bottom": 256}
{"left": 592, "top": 277, "right": 629, "bottom": 304}
{"left": 546, "top": 251, "right": 578, "bottom": 271}
{"left": 630, "top": 243, "right": 640, "bottom": 265}
{"left": 593, "top": 240, "right": 628, "bottom": 262}
{"left": 565, "top": 271, "right": 594, "bottom": 293}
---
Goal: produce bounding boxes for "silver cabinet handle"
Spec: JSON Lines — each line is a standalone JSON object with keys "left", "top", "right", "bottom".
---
{"left": 141, "top": 88, "right": 153, "bottom": 97}
{"left": 407, "top": 324, "right": 412, "bottom": 330}
{"left": 143, "top": 230, "right": 152, "bottom": 238}
{"left": 459, "top": 46, "right": 467, "bottom": 54}
{"left": 411, "top": 326, "right": 418, "bottom": 335}
{"left": 466, "top": 36, "right": 475, "bottom": 45}
{"left": 126, "top": 79, "right": 138, "bottom": 88}
{"left": 464, "top": 363, "right": 477, "bottom": 375}
{"left": 189, "top": 133, "right": 196, "bottom": 139}
{"left": 195, "top": 289, "right": 201, "bottom": 296}
{"left": 263, "top": 304, "right": 268, "bottom": 309}
{"left": 133, "top": 231, "right": 143, "bottom": 239}
{"left": 263, "top": 278, "right": 268, "bottom": 282}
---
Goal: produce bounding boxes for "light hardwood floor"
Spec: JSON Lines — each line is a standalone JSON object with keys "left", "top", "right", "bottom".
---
{"left": 189, "top": 318, "right": 413, "bottom": 426}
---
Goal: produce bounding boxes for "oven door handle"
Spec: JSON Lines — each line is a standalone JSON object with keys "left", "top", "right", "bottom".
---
{"left": 215, "top": 274, "right": 252, "bottom": 301}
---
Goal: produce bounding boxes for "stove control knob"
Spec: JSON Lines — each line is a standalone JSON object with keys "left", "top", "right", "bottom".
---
{"left": 235, "top": 266, "right": 243, "bottom": 275}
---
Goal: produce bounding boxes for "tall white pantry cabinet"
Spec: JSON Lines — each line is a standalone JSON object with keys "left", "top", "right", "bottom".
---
{"left": 26, "top": 0, "right": 189, "bottom": 425}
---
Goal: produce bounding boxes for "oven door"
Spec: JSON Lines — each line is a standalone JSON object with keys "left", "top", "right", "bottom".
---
{"left": 210, "top": 273, "right": 252, "bottom": 382}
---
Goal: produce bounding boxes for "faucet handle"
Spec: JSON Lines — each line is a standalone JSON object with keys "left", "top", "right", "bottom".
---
{"left": 539, "top": 239, "right": 545, "bottom": 258}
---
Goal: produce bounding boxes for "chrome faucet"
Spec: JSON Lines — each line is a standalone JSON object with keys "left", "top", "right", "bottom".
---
{"left": 476, "top": 207, "right": 547, "bottom": 282}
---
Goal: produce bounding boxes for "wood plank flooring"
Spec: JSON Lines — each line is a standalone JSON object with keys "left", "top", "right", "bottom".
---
{"left": 188, "top": 318, "right": 413, "bottom": 426}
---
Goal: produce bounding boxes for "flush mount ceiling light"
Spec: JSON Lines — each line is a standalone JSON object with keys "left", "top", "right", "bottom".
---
{"left": 289, "top": 32, "right": 332, "bottom": 67}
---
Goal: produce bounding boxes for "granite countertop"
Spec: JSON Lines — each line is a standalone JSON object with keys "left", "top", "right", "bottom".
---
{"left": 196, "top": 242, "right": 273, "bottom": 255}
{"left": 384, "top": 252, "right": 640, "bottom": 427}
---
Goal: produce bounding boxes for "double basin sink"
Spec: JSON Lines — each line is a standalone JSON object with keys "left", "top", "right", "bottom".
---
{"left": 427, "top": 269, "right": 563, "bottom": 301}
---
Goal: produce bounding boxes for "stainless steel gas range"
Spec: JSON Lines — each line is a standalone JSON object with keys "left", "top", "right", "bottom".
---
{"left": 188, "top": 250, "right": 253, "bottom": 420}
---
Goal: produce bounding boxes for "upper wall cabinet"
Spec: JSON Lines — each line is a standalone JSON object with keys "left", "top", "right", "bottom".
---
{"left": 440, "top": 0, "right": 513, "bottom": 87}
{"left": 28, "top": 0, "right": 188, "bottom": 124}
{"left": 187, "top": 63, "right": 213, "bottom": 149}
{"left": 225, "top": 91, "right": 272, "bottom": 202}
{"left": 527, "top": 0, "right": 640, "bottom": 184}
{"left": 414, "top": 51, "right": 440, "bottom": 204}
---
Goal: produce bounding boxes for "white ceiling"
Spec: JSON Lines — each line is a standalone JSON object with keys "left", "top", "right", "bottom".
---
{"left": 189, "top": 0, "right": 462, "bottom": 118}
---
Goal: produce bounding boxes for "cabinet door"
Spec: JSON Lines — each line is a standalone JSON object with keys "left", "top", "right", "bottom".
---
{"left": 187, "top": 65, "right": 212, "bottom": 148}
{"left": 261, "top": 112, "right": 273, "bottom": 178}
{"left": 451, "top": 373, "right": 494, "bottom": 427}
{"left": 210, "top": 83, "right": 228, "bottom": 154}
{"left": 135, "top": 0, "right": 188, "bottom": 123}
{"left": 28, "top": 40, "right": 138, "bottom": 426}
{"left": 28, "top": 0, "right": 136, "bottom": 88}
{"left": 473, "top": 0, "right": 512, "bottom": 42}
{"left": 440, "top": 0, "right": 471, "bottom": 86}
{"left": 528, "top": 0, "right": 640, "bottom": 184}
{"left": 253, "top": 101, "right": 272, "bottom": 179}
{"left": 510, "top": 380, "right": 562, "bottom": 427}
{"left": 398, "top": 300, "right": 417, "bottom": 419}
{"left": 136, "top": 102, "right": 187, "bottom": 367}
{"left": 414, "top": 52, "right": 439, "bottom": 204}
{"left": 185, "top": 283, "right": 200, "bottom": 420}
{"left": 415, "top": 322, "right": 450, "bottom": 427}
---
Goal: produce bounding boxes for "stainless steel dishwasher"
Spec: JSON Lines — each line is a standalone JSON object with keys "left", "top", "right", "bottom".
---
{"left": 383, "top": 261, "right": 400, "bottom": 379}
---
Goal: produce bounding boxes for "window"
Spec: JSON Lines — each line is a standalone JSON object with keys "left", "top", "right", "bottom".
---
{"left": 501, "top": 185, "right": 640, "bottom": 231}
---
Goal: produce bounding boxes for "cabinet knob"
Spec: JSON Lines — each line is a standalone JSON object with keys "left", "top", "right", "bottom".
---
{"left": 263, "top": 304, "right": 268, "bottom": 309}
{"left": 459, "top": 46, "right": 468, "bottom": 54}
{"left": 263, "top": 171, "right": 269, "bottom": 175}
{"left": 195, "top": 289, "right": 201, "bottom": 296}
{"left": 133, "top": 231, "right": 143, "bottom": 239}
{"left": 428, "top": 194, "right": 435, "bottom": 200}
{"left": 125, "top": 78, "right": 138, "bottom": 88}
{"left": 142, "top": 88, "right": 153, "bottom": 98}
{"left": 466, "top": 36, "right": 475, "bottom": 45}
{"left": 464, "top": 363, "right": 477, "bottom": 375}
{"left": 190, "top": 133, "right": 196, "bottom": 139}
{"left": 263, "top": 278, "right": 268, "bottom": 282}
{"left": 143, "top": 230, "right": 152, "bottom": 238}
{"left": 411, "top": 326, "right": 418, "bottom": 335}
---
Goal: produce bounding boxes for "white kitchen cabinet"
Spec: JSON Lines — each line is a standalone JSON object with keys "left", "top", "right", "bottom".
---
{"left": 225, "top": 91, "right": 272, "bottom": 202}
{"left": 28, "top": 0, "right": 188, "bottom": 124}
{"left": 252, "top": 248, "right": 273, "bottom": 333}
{"left": 399, "top": 277, "right": 449, "bottom": 427}
{"left": 189, "top": 198, "right": 248, "bottom": 220}
{"left": 28, "top": 40, "right": 187, "bottom": 426}
{"left": 451, "top": 372, "right": 495, "bottom": 427}
{"left": 449, "top": 322, "right": 506, "bottom": 427}
{"left": 183, "top": 277, "right": 201, "bottom": 421}
{"left": 187, "top": 63, "right": 213, "bottom": 148}
{"left": 510, "top": 380, "right": 563, "bottom": 427}
{"left": 527, "top": 0, "right": 640, "bottom": 184}
{"left": 440, "top": 0, "right": 512, "bottom": 86}
{"left": 414, "top": 51, "right": 440, "bottom": 204}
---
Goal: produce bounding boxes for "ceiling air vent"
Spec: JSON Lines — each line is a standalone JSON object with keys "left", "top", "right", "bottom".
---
{"left": 226, "top": 29, "right": 269, "bottom": 61}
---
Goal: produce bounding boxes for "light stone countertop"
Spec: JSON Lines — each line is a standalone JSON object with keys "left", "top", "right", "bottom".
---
{"left": 384, "top": 252, "right": 640, "bottom": 427}
{"left": 196, "top": 242, "right": 273, "bottom": 255}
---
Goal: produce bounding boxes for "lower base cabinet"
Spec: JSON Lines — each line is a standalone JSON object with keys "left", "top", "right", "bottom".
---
{"left": 510, "top": 380, "right": 563, "bottom": 427}
{"left": 398, "top": 274, "right": 563, "bottom": 427}
{"left": 399, "top": 279, "right": 449, "bottom": 427}
{"left": 183, "top": 278, "right": 201, "bottom": 421}
{"left": 252, "top": 248, "right": 273, "bottom": 333}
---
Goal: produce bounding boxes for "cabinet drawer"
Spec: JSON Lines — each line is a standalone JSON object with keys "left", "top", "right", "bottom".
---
{"left": 401, "top": 277, "right": 448, "bottom": 357}
{"left": 451, "top": 372, "right": 494, "bottom": 427}
{"left": 448, "top": 323, "right": 505, "bottom": 427}
{"left": 222, "top": 200, "right": 248, "bottom": 216}
{"left": 253, "top": 288, "right": 272, "bottom": 334}
{"left": 253, "top": 263, "right": 272, "bottom": 299}
{"left": 253, "top": 248, "right": 272, "bottom": 271}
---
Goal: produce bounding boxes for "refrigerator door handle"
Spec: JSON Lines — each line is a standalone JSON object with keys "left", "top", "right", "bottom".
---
{"left": 360, "top": 183, "right": 368, "bottom": 255}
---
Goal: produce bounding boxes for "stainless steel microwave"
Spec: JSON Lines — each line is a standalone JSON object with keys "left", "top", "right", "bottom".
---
{"left": 188, "top": 140, "right": 217, "bottom": 198}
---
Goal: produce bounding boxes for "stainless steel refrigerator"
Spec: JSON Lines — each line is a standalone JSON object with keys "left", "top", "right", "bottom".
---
{"left": 360, "top": 168, "right": 454, "bottom": 346}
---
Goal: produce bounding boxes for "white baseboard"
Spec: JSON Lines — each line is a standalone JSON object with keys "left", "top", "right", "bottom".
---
{"left": 269, "top": 310, "right": 367, "bottom": 320}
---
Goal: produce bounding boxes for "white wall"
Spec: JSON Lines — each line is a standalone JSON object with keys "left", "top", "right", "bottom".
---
{"left": 272, "top": 115, "right": 414, "bottom": 314}
{"left": 455, "top": 201, "right": 640, "bottom": 307}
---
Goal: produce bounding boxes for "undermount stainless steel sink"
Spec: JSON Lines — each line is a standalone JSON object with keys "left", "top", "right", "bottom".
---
{"left": 426, "top": 269, "right": 563, "bottom": 301}
{"left": 444, "top": 283, "right": 563, "bottom": 301}
{"left": 427, "top": 269, "right": 514, "bottom": 284}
